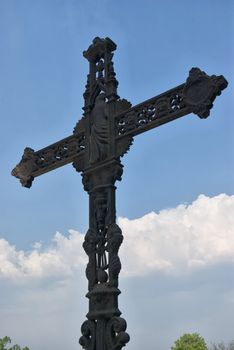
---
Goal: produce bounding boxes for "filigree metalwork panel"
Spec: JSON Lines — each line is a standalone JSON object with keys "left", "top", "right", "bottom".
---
{"left": 115, "top": 85, "right": 189, "bottom": 138}
{"left": 12, "top": 133, "right": 85, "bottom": 187}
{"left": 35, "top": 133, "right": 85, "bottom": 171}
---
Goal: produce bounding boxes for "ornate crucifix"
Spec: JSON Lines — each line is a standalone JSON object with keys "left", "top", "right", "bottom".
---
{"left": 12, "top": 37, "right": 227, "bottom": 350}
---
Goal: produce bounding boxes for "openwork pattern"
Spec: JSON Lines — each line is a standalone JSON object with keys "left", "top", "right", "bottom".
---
{"left": 35, "top": 133, "right": 85, "bottom": 170}
{"left": 11, "top": 133, "right": 85, "bottom": 187}
{"left": 115, "top": 87, "right": 187, "bottom": 137}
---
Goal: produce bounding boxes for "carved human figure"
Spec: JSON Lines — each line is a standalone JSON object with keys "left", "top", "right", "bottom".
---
{"left": 89, "top": 93, "right": 109, "bottom": 165}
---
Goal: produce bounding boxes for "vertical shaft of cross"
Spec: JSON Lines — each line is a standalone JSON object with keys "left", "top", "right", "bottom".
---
{"left": 77, "top": 37, "right": 130, "bottom": 350}
{"left": 80, "top": 160, "right": 129, "bottom": 350}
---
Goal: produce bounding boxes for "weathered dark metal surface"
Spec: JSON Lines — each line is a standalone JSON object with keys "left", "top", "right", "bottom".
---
{"left": 11, "top": 133, "right": 85, "bottom": 188}
{"left": 12, "top": 37, "right": 228, "bottom": 350}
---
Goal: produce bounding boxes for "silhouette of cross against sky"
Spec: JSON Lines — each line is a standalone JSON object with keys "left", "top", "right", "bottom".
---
{"left": 0, "top": 1, "right": 233, "bottom": 349}
{"left": 0, "top": 0, "right": 232, "bottom": 248}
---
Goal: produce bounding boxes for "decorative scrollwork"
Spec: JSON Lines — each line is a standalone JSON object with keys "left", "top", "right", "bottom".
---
{"left": 83, "top": 229, "right": 98, "bottom": 290}
{"left": 106, "top": 317, "right": 130, "bottom": 350}
{"left": 115, "top": 67, "right": 228, "bottom": 140}
{"left": 79, "top": 320, "right": 96, "bottom": 350}
{"left": 12, "top": 133, "right": 85, "bottom": 187}
{"left": 36, "top": 133, "right": 85, "bottom": 169}
{"left": 115, "top": 86, "right": 186, "bottom": 138}
{"left": 170, "top": 93, "right": 183, "bottom": 111}
{"left": 106, "top": 224, "right": 123, "bottom": 288}
{"left": 83, "top": 229, "right": 98, "bottom": 255}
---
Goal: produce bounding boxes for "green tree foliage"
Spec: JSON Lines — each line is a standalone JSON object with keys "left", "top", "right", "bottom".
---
{"left": 210, "top": 341, "right": 234, "bottom": 350}
{"left": 0, "top": 337, "right": 29, "bottom": 350}
{"left": 171, "top": 333, "right": 208, "bottom": 350}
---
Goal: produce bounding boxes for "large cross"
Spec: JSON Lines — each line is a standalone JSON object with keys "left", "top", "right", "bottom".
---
{"left": 12, "top": 37, "right": 227, "bottom": 350}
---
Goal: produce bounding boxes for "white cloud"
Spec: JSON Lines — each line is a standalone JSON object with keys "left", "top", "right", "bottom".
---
{"left": 119, "top": 193, "right": 234, "bottom": 276}
{"left": 0, "top": 194, "right": 234, "bottom": 350}
{"left": 0, "top": 193, "right": 233, "bottom": 283}
{"left": 32, "top": 241, "right": 42, "bottom": 250}
{"left": 0, "top": 230, "right": 86, "bottom": 282}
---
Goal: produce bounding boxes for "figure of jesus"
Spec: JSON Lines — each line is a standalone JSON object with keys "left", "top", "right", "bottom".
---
{"left": 89, "top": 93, "right": 109, "bottom": 165}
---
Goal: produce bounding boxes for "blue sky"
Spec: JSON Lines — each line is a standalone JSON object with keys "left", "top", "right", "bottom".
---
{"left": 0, "top": 1, "right": 233, "bottom": 349}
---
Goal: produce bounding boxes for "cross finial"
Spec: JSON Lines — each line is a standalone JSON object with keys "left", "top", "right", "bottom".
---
{"left": 82, "top": 37, "right": 119, "bottom": 108}
{"left": 83, "top": 37, "right": 116, "bottom": 61}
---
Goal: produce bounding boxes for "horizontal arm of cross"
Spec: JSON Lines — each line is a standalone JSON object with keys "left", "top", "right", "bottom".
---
{"left": 115, "top": 67, "right": 228, "bottom": 140}
{"left": 115, "top": 83, "right": 189, "bottom": 138}
{"left": 11, "top": 132, "right": 85, "bottom": 188}
{"left": 11, "top": 67, "right": 227, "bottom": 188}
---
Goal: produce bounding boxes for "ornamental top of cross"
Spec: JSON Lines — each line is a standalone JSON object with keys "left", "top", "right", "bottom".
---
{"left": 12, "top": 37, "right": 228, "bottom": 188}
